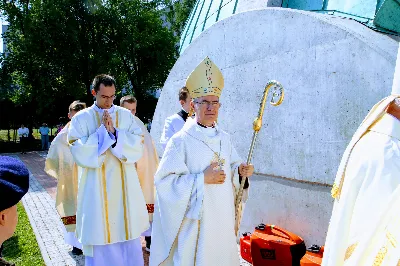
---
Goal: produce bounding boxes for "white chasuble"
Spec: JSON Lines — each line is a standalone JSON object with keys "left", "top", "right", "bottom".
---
{"left": 322, "top": 114, "right": 400, "bottom": 266}
{"left": 67, "top": 104, "right": 149, "bottom": 257}
{"left": 150, "top": 118, "right": 247, "bottom": 266}
{"left": 134, "top": 116, "right": 159, "bottom": 223}
{"left": 45, "top": 122, "right": 79, "bottom": 233}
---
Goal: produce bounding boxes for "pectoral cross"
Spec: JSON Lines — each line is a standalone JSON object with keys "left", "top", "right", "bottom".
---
{"left": 211, "top": 152, "right": 225, "bottom": 171}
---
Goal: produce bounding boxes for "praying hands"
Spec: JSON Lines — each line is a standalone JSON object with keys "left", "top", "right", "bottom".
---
{"left": 102, "top": 110, "right": 115, "bottom": 134}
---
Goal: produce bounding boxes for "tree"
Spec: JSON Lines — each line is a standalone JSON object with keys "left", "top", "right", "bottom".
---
{"left": 0, "top": 0, "right": 177, "bottom": 124}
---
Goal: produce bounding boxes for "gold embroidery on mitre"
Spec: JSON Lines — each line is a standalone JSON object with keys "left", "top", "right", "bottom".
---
{"left": 185, "top": 56, "right": 224, "bottom": 99}
{"left": 344, "top": 243, "right": 358, "bottom": 260}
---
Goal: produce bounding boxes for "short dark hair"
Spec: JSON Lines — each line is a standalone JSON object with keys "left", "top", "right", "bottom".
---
{"left": 120, "top": 95, "right": 137, "bottom": 106}
{"left": 179, "top": 87, "right": 190, "bottom": 102}
{"left": 69, "top": 101, "right": 86, "bottom": 112}
{"left": 92, "top": 74, "right": 116, "bottom": 92}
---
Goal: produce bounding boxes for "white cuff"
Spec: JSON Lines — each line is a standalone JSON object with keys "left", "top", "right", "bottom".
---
{"left": 97, "top": 124, "right": 116, "bottom": 155}
{"left": 185, "top": 173, "right": 204, "bottom": 220}
{"left": 110, "top": 129, "right": 124, "bottom": 159}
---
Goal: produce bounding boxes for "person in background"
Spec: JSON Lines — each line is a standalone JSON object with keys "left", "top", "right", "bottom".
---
{"left": 120, "top": 95, "right": 159, "bottom": 252}
{"left": 323, "top": 43, "right": 400, "bottom": 265}
{"left": 45, "top": 101, "right": 86, "bottom": 256}
{"left": 0, "top": 156, "right": 30, "bottom": 266}
{"left": 119, "top": 95, "right": 137, "bottom": 116}
{"left": 159, "top": 87, "right": 192, "bottom": 154}
{"left": 17, "top": 125, "right": 29, "bottom": 154}
{"left": 147, "top": 119, "right": 152, "bottom": 132}
{"left": 39, "top": 123, "right": 50, "bottom": 150}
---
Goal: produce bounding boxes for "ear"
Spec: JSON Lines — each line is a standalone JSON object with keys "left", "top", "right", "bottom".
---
{"left": 179, "top": 100, "right": 185, "bottom": 106}
{"left": 91, "top": 89, "right": 96, "bottom": 97}
{"left": 0, "top": 212, "right": 5, "bottom": 226}
{"left": 68, "top": 113, "right": 71, "bottom": 120}
{"left": 190, "top": 101, "right": 195, "bottom": 110}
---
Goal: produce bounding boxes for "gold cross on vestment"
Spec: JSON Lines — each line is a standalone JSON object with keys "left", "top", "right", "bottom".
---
{"left": 211, "top": 152, "right": 225, "bottom": 170}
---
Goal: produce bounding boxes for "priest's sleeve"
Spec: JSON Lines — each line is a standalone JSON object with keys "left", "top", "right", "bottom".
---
{"left": 109, "top": 113, "right": 144, "bottom": 164}
{"left": 67, "top": 115, "right": 109, "bottom": 169}
{"left": 229, "top": 137, "right": 250, "bottom": 202}
{"left": 153, "top": 137, "right": 204, "bottom": 255}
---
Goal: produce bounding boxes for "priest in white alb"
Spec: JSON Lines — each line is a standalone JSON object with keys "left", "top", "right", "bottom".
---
{"left": 120, "top": 94, "right": 159, "bottom": 251}
{"left": 45, "top": 100, "right": 86, "bottom": 255}
{"left": 68, "top": 74, "right": 149, "bottom": 266}
{"left": 150, "top": 57, "right": 254, "bottom": 266}
{"left": 322, "top": 44, "right": 400, "bottom": 265}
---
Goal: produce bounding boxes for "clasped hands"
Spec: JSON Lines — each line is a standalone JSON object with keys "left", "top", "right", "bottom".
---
{"left": 204, "top": 162, "right": 254, "bottom": 184}
{"left": 102, "top": 110, "right": 116, "bottom": 134}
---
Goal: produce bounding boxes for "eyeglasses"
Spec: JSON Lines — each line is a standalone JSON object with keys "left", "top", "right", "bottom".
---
{"left": 194, "top": 101, "right": 221, "bottom": 108}
{"left": 99, "top": 95, "right": 116, "bottom": 100}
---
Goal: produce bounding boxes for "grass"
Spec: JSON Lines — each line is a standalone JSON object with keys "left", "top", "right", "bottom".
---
{"left": 2, "top": 202, "right": 45, "bottom": 266}
{"left": 0, "top": 128, "right": 58, "bottom": 142}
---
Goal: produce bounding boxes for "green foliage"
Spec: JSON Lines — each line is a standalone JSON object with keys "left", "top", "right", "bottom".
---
{"left": 0, "top": 0, "right": 177, "bottom": 124}
{"left": 3, "top": 202, "right": 45, "bottom": 266}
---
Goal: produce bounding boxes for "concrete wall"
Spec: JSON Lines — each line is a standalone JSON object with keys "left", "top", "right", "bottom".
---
{"left": 151, "top": 8, "right": 399, "bottom": 245}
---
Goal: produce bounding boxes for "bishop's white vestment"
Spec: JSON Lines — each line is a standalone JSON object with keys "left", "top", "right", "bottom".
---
{"left": 68, "top": 104, "right": 149, "bottom": 265}
{"left": 322, "top": 114, "right": 400, "bottom": 266}
{"left": 150, "top": 118, "right": 248, "bottom": 266}
{"left": 45, "top": 122, "right": 82, "bottom": 249}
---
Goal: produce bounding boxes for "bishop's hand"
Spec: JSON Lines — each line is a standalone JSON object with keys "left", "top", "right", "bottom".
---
{"left": 239, "top": 163, "right": 254, "bottom": 177}
{"left": 204, "top": 162, "right": 226, "bottom": 184}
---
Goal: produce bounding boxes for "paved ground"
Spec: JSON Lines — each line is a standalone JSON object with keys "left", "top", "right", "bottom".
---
{"left": 4, "top": 151, "right": 250, "bottom": 266}
{"left": 12, "top": 151, "right": 150, "bottom": 266}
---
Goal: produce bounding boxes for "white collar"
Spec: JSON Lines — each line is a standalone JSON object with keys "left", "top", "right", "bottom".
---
{"left": 92, "top": 102, "right": 115, "bottom": 114}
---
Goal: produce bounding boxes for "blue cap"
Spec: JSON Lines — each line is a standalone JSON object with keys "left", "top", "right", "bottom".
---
{"left": 0, "top": 156, "right": 29, "bottom": 212}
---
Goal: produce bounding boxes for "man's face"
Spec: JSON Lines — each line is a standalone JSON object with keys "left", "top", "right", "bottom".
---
{"left": 0, "top": 205, "right": 18, "bottom": 243}
{"left": 192, "top": 95, "right": 221, "bottom": 126}
{"left": 121, "top": 102, "right": 137, "bottom": 116}
{"left": 21, "top": 125, "right": 24, "bottom": 128}
{"left": 92, "top": 84, "right": 116, "bottom": 109}
{"left": 180, "top": 95, "right": 192, "bottom": 113}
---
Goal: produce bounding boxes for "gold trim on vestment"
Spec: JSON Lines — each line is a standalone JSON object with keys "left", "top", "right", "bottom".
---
{"left": 102, "top": 163, "right": 111, "bottom": 243}
{"left": 386, "top": 230, "right": 397, "bottom": 248}
{"left": 120, "top": 162, "right": 129, "bottom": 240}
{"left": 95, "top": 110, "right": 101, "bottom": 127}
{"left": 73, "top": 163, "right": 78, "bottom": 204}
{"left": 194, "top": 220, "right": 201, "bottom": 265}
{"left": 344, "top": 243, "right": 358, "bottom": 260}
{"left": 116, "top": 110, "right": 119, "bottom": 128}
{"left": 98, "top": 167, "right": 107, "bottom": 242}
{"left": 331, "top": 182, "right": 340, "bottom": 199}
{"left": 373, "top": 245, "right": 388, "bottom": 266}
